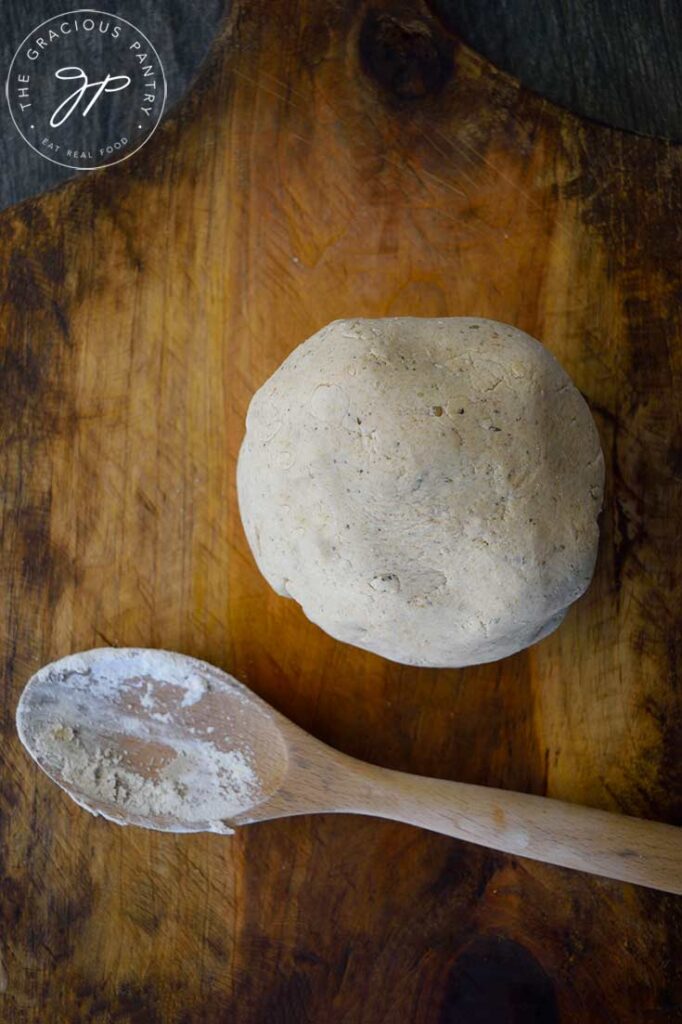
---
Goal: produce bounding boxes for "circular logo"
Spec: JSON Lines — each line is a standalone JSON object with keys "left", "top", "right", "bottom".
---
{"left": 5, "top": 9, "right": 166, "bottom": 170}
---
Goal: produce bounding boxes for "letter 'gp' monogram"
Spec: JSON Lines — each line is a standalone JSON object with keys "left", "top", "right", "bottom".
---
{"left": 5, "top": 9, "right": 167, "bottom": 170}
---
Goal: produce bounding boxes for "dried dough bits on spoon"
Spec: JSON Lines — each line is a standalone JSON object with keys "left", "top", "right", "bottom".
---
{"left": 16, "top": 649, "right": 287, "bottom": 834}
{"left": 17, "top": 648, "right": 682, "bottom": 892}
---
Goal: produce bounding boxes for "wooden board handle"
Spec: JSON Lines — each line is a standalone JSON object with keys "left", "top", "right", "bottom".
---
{"left": 353, "top": 765, "right": 682, "bottom": 893}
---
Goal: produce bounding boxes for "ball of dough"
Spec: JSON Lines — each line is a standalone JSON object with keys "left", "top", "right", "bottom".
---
{"left": 237, "top": 318, "right": 604, "bottom": 667}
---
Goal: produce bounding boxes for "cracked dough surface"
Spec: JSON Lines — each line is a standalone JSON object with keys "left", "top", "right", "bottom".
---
{"left": 237, "top": 317, "right": 604, "bottom": 667}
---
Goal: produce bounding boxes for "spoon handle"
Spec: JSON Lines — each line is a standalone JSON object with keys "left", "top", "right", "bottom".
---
{"left": 354, "top": 766, "right": 682, "bottom": 893}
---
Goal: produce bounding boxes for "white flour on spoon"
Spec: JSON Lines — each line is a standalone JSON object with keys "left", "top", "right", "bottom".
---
{"left": 17, "top": 649, "right": 263, "bottom": 834}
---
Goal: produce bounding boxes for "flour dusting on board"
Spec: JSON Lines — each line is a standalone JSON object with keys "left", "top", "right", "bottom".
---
{"left": 16, "top": 649, "right": 272, "bottom": 834}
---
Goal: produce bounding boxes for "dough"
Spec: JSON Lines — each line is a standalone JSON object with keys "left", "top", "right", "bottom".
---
{"left": 237, "top": 318, "right": 604, "bottom": 667}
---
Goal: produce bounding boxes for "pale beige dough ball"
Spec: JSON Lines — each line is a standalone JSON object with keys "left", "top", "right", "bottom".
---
{"left": 237, "top": 317, "right": 604, "bottom": 667}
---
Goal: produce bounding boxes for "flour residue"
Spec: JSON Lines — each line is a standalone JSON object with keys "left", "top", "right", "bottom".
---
{"left": 17, "top": 648, "right": 269, "bottom": 834}
{"left": 180, "top": 674, "right": 210, "bottom": 708}
{"left": 34, "top": 721, "right": 258, "bottom": 834}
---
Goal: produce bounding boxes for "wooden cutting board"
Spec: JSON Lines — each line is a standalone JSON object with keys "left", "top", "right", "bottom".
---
{"left": 1, "top": 1, "right": 680, "bottom": 1020}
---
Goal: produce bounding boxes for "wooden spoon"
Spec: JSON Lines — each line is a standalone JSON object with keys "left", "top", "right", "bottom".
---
{"left": 16, "top": 648, "right": 682, "bottom": 893}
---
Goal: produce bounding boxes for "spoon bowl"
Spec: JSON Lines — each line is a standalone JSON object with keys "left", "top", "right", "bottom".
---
{"left": 16, "top": 649, "right": 289, "bottom": 833}
{"left": 17, "top": 648, "right": 682, "bottom": 892}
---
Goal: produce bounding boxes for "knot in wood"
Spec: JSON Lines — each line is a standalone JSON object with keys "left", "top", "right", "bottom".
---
{"left": 358, "top": 5, "right": 453, "bottom": 100}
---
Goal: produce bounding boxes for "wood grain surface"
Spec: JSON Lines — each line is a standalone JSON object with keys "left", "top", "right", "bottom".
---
{"left": 2, "top": 0, "right": 681, "bottom": 216}
{"left": 0, "top": 0, "right": 680, "bottom": 1020}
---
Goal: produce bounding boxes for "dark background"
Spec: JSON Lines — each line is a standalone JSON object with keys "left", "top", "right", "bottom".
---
{"left": 433, "top": 0, "right": 682, "bottom": 141}
{"left": 1, "top": 0, "right": 681, "bottom": 210}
